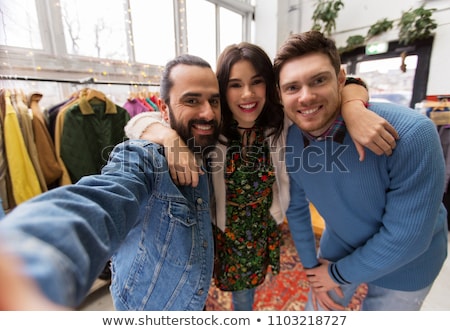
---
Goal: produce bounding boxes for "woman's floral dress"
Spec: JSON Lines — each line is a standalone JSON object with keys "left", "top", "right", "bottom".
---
{"left": 213, "top": 126, "right": 282, "bottom": 291}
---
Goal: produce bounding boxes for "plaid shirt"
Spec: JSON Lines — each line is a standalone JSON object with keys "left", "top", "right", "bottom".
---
{"left": 302, "top": 114, "right": 346, "bottom": 147}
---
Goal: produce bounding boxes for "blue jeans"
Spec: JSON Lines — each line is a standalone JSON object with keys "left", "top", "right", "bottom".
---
{"left": 305, "top": 283, "right": 433, "bottom": 311}
{"left": 232, "top": 288, "right": 256, "bottom": 311}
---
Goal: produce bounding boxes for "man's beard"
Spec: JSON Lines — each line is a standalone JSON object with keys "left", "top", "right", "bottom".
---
{"left": 169, "top": 111, "right": 220, "bottom": 158}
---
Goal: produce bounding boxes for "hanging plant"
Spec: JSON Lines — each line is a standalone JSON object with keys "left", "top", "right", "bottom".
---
{"left": 311, "top": 0, "right": 345, "bottom": 36}
{"left": 366, "top": 18, "right": 394, "bottom": 40}
{"left": 339, "top": 35, "right": 365, "bottom": 53}
{"left": 398, "top": 6, "right": 437, "bottom": 45}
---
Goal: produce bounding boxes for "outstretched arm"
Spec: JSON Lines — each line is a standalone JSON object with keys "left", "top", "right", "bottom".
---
{"left": 0, "top": 141, "right": 159, "bottom": 308}
{"left": 0, "top": 247, "right": 65, "bottom": 310}
{"left": 341, "top": 80, "right": 399, "bottom": 161}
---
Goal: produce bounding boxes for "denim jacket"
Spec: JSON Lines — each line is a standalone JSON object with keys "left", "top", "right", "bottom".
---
{"left": 0, "top": 140, "right": 214, "bottom": 310}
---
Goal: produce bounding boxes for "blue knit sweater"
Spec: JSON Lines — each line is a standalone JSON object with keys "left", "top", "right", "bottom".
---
{"left": 286, "top": 102, "right": 448, "bottom": 291}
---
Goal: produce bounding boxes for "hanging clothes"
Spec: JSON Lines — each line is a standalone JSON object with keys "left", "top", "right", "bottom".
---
{"left": 438, "top": 125, "right": 450, "bottom": 230}
{"left": 137, "top": 97, "right": 155, "bottom": 111}
{"left": 53, "top": 91, "right": 87, "bottom": 186}
{"left": 2, "top": 89, "right": 42, "bottom": 204}
{"left": 0, "top": 89, "right": 14, "bottom": 213}
{"left": 123, "top": 97, "right": 150, "bottom": 117}
{"left": 58, "top": 88, "right": 130, "bottom": 183}
{"left": 438, "top": 125, "right": 450, "bottom": 192}
{"left": 145, "top": 96, "right": 159, "bottom": 112}
{"left": 28, "top": 92, "right": 63, "bottom": 189}
{"left": 47, "top": 97, "right": 76, "bottom": 140}
{"left": 10, "top": 90, "right": 48, "bottom": 193}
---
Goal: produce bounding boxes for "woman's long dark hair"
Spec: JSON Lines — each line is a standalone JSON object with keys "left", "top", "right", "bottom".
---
{"left": 216, "top": 42, "right": 284, "bottom": 145}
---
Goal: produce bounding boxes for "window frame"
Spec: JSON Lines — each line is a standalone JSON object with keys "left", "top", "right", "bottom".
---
{"left": 0, "top": 0, "right": 254, "bottom": 86}
{"left": 341, "top": 37, "right": 434, "bottom": 108}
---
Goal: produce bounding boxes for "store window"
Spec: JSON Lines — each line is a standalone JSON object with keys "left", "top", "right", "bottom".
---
{"left": 0, "top": 0, "right": 254, "bottom": 93}
{"left": 130, "top": 0, "right": 176, "bottom": 66}
{"left": 0, "top": 0, "right": 42, "bottom": 49}
{"left": 341, "top": 38, "right": 434, "bottom": 108}
{"left": 219, "top": 7, "right": 243, "bottom": 52}
{"left": 186, "top": 0, "right": 217, "bottom": 66}
{"left": 186, "top": 0, "right": 250, "bottom": 68}
{"left": 60, "top": 0, "right": 129, "bottom": 60}
{"left": 356, "top": 56, "right": 418, "bottom": 107}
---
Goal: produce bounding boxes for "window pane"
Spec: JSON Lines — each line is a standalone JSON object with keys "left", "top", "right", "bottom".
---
{"left": 130, "top": 0, "right": 175, "bottom": 66}
{"left": 0, "top": 0, "right": 42, "bottom": 49}
{"left": 60, "top": 0, "right": 128, "bottom": 60}
{"left": 357, "top": 56, "right": 418, "bottom": 107}
{"left": 219, "top": 7, "right": 243, "bottom": 52}
{"left": 186, "top": 0, "right": 216, "bottom": 68}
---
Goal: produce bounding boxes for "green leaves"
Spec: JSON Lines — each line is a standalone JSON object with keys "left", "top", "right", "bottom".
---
{"left": 311, "top": 0, "right": 345, "bottom": 36}
{"left": 398, "top": 6, "right": 437, "bottom": 45}
{"left": 367, "top": 18, "right": 394, "bottom": 40}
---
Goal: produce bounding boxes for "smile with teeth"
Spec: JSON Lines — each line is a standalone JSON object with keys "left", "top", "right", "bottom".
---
{"left": 240, "top": 102, "right": 256, "bottom": 110}
{"left": 193, "top": 124, "right": 213, "bottom": 131}
{"left": 299, "top": 106, "right": 320, "bottom": 115}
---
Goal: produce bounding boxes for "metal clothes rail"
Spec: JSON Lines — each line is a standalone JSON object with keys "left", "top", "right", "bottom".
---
{"left": 0, "top": 75, "right": 159, "bottom": 86}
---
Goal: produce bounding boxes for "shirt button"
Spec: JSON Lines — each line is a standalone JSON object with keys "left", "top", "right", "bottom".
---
{"left": 202, "top": 240, "right": 208, "bottom": 248}
{"left": 196, "top": 197, "right": 203, "bottom": 205}
{"left": 197, "top": 288, "right": 204, "bottom": 295}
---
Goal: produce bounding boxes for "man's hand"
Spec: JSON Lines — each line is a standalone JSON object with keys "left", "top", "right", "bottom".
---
{"left": 306, "top": 259, "right": 345, "bottom": 310}
{"left": 0, "top": 248, "right": 66, "bottom": 310}
{"left": 310, "top": 288, "right": 345, "bottom": 311}
{"left": 305, "top": 259, "right": 339, "bottom": 292}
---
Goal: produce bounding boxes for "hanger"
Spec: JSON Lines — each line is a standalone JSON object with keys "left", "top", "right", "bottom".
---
{"left": 128, "top": 90, "right": 137, "bottom": 100}
{"left": 85, "top": 88, "right": 106, "bottom": 102}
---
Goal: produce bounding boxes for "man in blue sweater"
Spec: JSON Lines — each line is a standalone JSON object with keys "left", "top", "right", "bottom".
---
{"left": 273, "top": 31, "right": 448, "bottom": 311}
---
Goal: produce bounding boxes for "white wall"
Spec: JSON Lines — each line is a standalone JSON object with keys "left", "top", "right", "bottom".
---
{"left": 253, "top": 0, "right": 279, "bottom": 58}
{"left": 254, "top": 0, "right": 450, "bottom": 96}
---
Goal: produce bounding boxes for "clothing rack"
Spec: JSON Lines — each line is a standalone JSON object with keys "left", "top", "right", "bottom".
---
{"left": 0, "top": 75, "right": 160, "bottom": 86}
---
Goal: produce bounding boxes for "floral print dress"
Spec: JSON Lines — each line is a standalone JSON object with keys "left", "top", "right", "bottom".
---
{"left": 213, "top": 126, "right": 282, "bottom": 291}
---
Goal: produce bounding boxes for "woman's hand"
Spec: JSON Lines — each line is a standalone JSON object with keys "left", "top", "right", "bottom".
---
{"left": 161, "top": 130, "right": 203, "bottom": 187}
{"left": 141, "top": 124, "right": 202, "bottom": 187}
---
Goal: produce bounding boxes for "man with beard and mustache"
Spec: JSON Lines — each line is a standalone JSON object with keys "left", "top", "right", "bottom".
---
{"left": 0, "top": 54, "right": 221, "bottom": 311}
